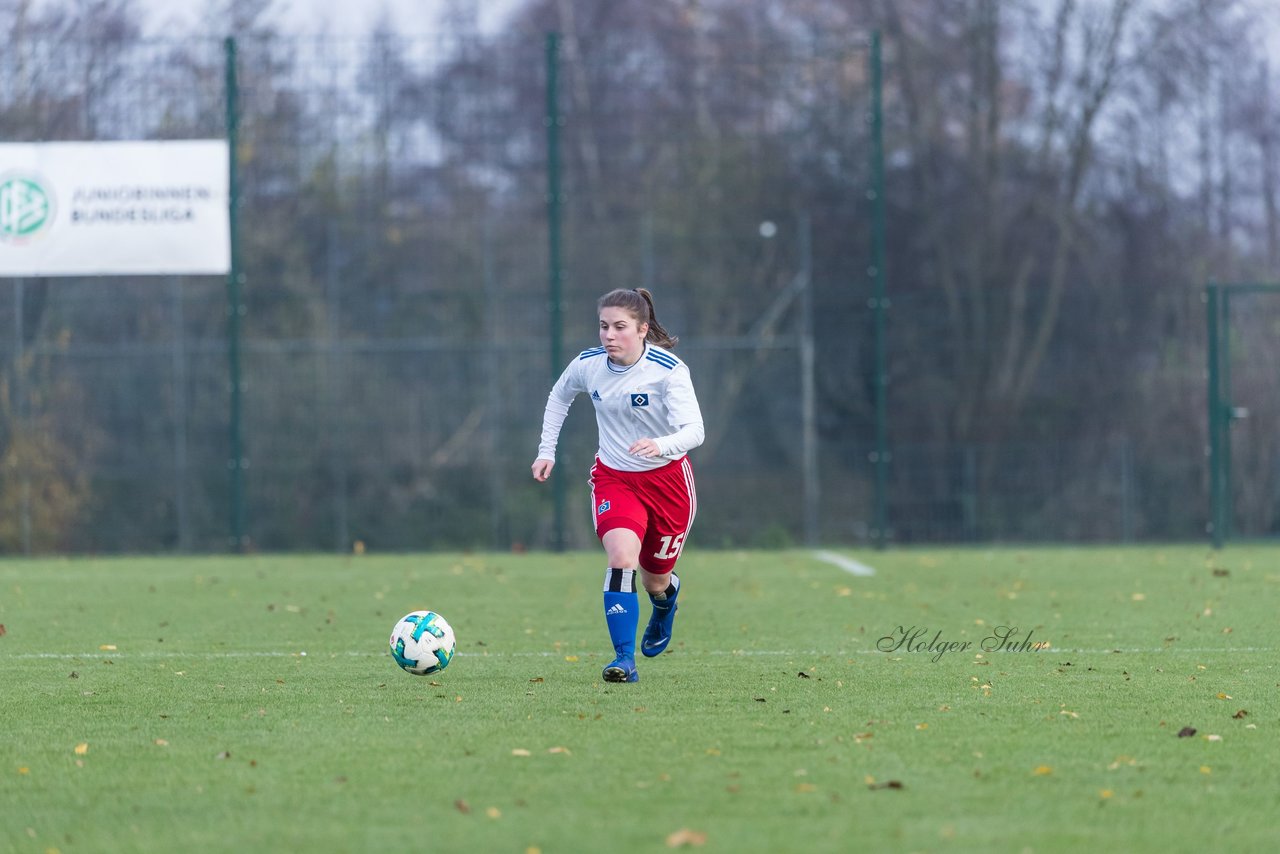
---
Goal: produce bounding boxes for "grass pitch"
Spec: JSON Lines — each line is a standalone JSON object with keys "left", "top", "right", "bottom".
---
{"left": 1, "top": 546, "right": 1277, "bottom": 853}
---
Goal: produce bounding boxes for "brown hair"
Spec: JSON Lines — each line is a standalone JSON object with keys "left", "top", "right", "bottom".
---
{"left": 597, "top": 288, "right": 679, "bottom": 348}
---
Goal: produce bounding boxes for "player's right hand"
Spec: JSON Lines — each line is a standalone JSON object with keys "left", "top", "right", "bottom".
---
{"left": 531, "top": 459, "right": 555, "bottom": 481}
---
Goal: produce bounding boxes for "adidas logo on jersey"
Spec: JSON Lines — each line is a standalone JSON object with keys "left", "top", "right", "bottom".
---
{"left": 605, "top": 603, "right": 628, "bottom": 616}
{"left": 591, "top": 389, "right": 602, "bottom": 401}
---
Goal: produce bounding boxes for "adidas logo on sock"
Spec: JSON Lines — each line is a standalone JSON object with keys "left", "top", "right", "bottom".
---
{"left": 605, "top": 603, "right": 628, "bottom": 616}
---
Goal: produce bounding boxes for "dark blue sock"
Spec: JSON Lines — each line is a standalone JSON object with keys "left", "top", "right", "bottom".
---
{"left": 603, "top": 568, "right": 639, "bottom": 659}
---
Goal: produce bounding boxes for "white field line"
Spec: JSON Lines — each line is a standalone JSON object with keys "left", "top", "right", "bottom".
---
{"left": 3, "top": 646, "right": 1275, "bottom": 661}
{"left": 811, "top": 549, "right": 875, "bottom": 576}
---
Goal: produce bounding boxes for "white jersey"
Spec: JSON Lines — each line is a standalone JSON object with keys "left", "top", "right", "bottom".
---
{"left": 537, "top": 343, "right": 705, "bottom": 472}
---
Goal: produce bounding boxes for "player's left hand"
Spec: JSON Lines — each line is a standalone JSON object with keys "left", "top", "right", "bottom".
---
{"left": 629, "top": 438, "right": 661, "bottom": 458}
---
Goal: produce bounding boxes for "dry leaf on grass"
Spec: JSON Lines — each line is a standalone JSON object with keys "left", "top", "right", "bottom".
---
{"left": 1177, "top": 727, "right": 1197, "bottom": 738}
{"left": 666, "top": 829, "right": 708, "bottom": 848}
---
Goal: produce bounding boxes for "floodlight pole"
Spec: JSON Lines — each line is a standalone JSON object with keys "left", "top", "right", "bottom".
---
{"left": 869, "top": 31, "right": 890, "bottom": 549}
{"left": 546, "top": 32, "right": 566, "bottom": 552}
{"left": 225, "top": 36, "right": 247, "bottom": 552}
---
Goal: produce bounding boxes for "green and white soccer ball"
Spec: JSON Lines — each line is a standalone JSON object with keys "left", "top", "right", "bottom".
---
{"left": 389, "top": 610, "right": 456, "bottom": 675}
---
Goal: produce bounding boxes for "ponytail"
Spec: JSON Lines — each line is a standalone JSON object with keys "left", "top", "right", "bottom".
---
{"left": 597, "top": 288, "right": 679, "bottom": 348}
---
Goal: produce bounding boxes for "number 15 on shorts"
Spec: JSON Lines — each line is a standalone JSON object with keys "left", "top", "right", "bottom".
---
{"left": 654, "top": 534, "right": 685, "bottom": 560}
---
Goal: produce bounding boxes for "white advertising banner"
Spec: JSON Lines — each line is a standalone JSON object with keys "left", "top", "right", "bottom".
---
{"left": 0, "top": 140, "right": 230, "bottom": 276}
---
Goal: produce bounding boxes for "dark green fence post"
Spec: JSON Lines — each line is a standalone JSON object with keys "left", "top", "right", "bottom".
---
{"left": 869, "top": 31, "right": 889, "bottom": 549}
{"left": 545, "top": 32, "right": 565, "bottom": 552}
{"left": 224, "top": 36, "right": 246, "bottom": 552}
{"left": 1220, "top": 288, "right": 1234, "bottom": 544}
{"left": 1205, "top": 283, "right": 1221, "bottom": 547}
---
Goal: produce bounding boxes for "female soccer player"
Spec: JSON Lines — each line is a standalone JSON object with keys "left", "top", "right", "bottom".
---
{"left": 532, "top": 288, "right": 704, "bottom": 683}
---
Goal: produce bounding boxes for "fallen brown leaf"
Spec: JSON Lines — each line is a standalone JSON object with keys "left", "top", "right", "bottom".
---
{"left": 1177, "top": 727, "right": 1197, "bottom": 738}
{"left": 665, "top": 829, "right": 708, "bottom": 848}
{"left": 454, "top": 799, "right": 471, "bottom": 814}
{"left": 1233, "top": 709, "right": 1248, "bottom": 719}
{"left": 869, "top": 780, "right": 904, "bottom": 790}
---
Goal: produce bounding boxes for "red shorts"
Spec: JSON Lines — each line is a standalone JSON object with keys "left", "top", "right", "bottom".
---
{"left": 589, "top": 456, "right": 697, "bottom": 574}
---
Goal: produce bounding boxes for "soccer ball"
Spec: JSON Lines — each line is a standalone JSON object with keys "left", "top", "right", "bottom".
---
{"left": 389, "top": 610, "right": 456, "bottom": 675}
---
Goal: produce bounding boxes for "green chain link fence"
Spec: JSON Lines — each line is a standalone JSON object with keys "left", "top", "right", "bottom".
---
{"left": 0, "top": 29, "right": 1219, "bottom": 554}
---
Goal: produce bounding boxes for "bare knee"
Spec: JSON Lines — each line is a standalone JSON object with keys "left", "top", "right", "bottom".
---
{"left": 601, "top": 528, "right": 641, "bottom": 569}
